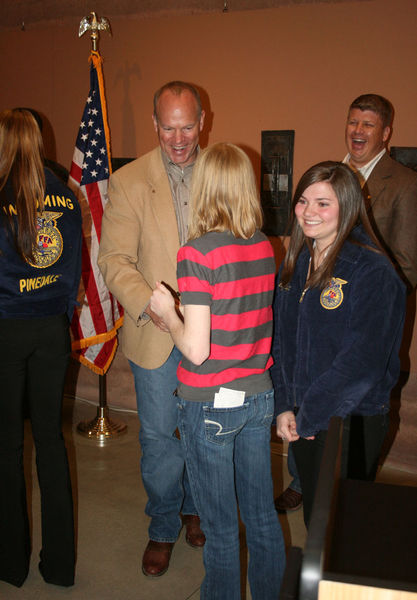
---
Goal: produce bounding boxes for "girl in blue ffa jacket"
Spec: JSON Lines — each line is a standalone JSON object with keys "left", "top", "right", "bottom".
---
{"left": 271, "top": 161, "right": 405, "bottom": 527}
{"left": 0, "top": 109, "right": 82, "bottom": 587}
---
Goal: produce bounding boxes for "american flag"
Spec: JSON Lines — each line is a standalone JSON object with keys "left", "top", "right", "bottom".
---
{"left": 69, "top": 50, "right": 123, "bottom": 375}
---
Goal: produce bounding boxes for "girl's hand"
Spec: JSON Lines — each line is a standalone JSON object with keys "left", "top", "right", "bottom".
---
{"left": 276, "top": 411, "right": 300, "bottom": 442}
{"left": 150, "top": 281, "right": 175, "bottom": 320}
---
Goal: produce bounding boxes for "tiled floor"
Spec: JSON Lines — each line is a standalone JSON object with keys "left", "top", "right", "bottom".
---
{"left": 0, "top": 396, "right": 415, "bottom": 599}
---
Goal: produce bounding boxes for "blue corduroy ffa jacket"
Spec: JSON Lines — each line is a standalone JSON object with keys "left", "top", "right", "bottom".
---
{"left": 0, "top": 168, "right": 82, "bottom": 321}
{"left": 270, "top": 227, "right": 406, "bottom": 438}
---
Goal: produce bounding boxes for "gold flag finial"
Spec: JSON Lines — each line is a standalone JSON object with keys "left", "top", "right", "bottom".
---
{"left": 79, "top": 12, "right": 111, "bottom": 51}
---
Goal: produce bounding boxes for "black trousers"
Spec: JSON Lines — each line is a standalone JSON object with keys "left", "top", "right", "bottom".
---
{"left": 292, "top": 413, "right": 389, "bottom": 528}
{"left": 0, "top": 314, "right": 75, "bottom": 587}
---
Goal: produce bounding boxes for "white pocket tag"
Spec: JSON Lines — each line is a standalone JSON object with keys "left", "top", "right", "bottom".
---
{"left": 213, "top": 387, "right": 245, "bottom": 408}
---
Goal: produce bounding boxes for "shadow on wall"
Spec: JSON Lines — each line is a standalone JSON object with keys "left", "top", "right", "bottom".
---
{"left": 113, "top": 61, "right": 142, "bottom": 158}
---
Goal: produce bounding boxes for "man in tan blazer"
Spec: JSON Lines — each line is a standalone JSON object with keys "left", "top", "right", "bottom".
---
{"left": 98, "top": 81, "right": 206, "bottom": 577}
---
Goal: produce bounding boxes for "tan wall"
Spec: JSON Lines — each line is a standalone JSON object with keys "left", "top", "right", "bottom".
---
{"left": 2, "top": 1, "right": 416, "bottom": 180}
{"left": 1, "top": 0, "right": 416, "bottom": 381}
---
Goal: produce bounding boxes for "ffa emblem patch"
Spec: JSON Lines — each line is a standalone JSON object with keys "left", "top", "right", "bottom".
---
{"left": 26, "top": 211, "right": 63, "bottom": 268}
{"left": 320, "top": 277, "right": 347, "bottom": 310}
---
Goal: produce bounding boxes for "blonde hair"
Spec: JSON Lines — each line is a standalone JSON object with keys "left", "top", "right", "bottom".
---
{"left": 0, "top": 108, "right": 45, "bottom": 261}
{"left": 188, "top": 142, "right": 263, "bottom": 240}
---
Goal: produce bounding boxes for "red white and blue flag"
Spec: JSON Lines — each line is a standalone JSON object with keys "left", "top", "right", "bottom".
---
{"left": 69, "top": 50, "right": 123, "bottom": 375}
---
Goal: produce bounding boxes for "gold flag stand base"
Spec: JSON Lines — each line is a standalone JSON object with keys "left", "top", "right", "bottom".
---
{"left": 77, "top": 373, "right": 127, "bottom": 445}
{"left": 77, "top": 405, "right": 127, "bottom": 444}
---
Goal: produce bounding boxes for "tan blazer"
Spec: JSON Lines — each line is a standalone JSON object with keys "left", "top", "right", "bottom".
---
{"left": 98, "top": 147, "right": 180, "bottom": 369}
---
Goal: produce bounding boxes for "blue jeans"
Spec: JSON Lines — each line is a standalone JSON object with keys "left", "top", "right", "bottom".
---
{"left": 178, "top": 390, "right": 286, "bottom": 600}
{"left": 129, "top": 346, "right": 196, "bottom": 542}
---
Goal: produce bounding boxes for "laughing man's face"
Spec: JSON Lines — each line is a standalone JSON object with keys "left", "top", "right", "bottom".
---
{"left": 153, "top": 89, "right": 205, "bottom": 168}
{"left": 345, "top": 108, "right": 390, "bottom": 169}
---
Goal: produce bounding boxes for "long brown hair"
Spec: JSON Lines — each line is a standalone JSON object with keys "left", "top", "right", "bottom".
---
{"left": 188, "top": 142, "right": 263, "bottom": 240}
{"left": 0, "top": 108, "right": 45, "bottom": 261}
{"left": 280, "top": 161, "right": 382, "bottom": 289}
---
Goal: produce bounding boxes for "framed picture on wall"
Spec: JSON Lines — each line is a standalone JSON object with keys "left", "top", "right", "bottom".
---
{"left": 260, "top": 130, "right": 294, "bottom": 236}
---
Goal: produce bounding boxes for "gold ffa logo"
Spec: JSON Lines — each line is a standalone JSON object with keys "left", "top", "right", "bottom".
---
{"left": 26, "top": 211, "right": 63, "bottom": 269}
{"left": 320, "top": 277, "right": 347, "bottom": 310}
